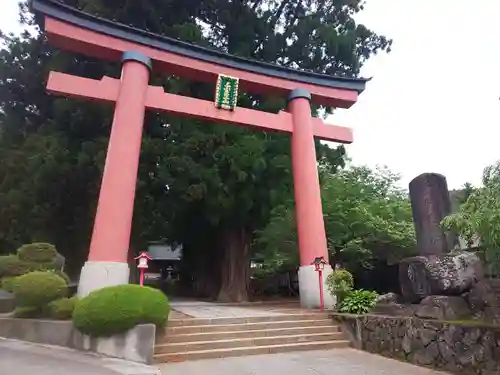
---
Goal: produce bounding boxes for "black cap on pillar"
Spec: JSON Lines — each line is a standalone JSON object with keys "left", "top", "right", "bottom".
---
{"left": 287, "top": 88, "right": 311, "bottom": 104}
{"left": 121, "top": 51, "right": 153, "bottom": 72}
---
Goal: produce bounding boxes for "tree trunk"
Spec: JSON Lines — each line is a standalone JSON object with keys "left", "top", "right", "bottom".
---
{"left": 217, "top": 228, "right": 251, "bottom": 302}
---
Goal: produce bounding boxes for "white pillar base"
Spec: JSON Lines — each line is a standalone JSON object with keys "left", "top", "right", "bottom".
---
{"left": 298, "top": 264, "right": 336, "bottom": 309}
{"left": 77, "top": 261, "right": 130, "bottom": 298}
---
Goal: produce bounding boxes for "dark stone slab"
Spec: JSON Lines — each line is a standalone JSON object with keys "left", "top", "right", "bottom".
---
{"left": 409, "top": 173, "right": 455, "bottom": 256}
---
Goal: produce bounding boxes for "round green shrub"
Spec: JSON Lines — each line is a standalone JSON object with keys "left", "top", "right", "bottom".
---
{"left": 45, "top": 269, "right": 70, "bottom": 284}
{"left": 0, "top": 254, "right": 55, "bottom": 278}
{"left": 13, "top": 271, "right": 68, "bottom": 307}
{"left": 326, "top": 269, "right": 354, "bottom": 306}
{"left": 1, "top": 277, "right": 16, "bottom": 293}
{"left": 17, "top": 243, "right": 57, "bottom": 263}
{"left": 47, "top": 296, "right": 78, "bottom": 320}
{"left": 73, "top": 284, "right": 170, "bottom": 337}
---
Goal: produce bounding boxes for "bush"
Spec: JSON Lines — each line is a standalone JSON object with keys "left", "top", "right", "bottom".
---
{"left": 1, "top": 277, "right": 16, "bottom": 293}
{"left": 12, "top": 271, "right": 68, "bottom": 308}
{"left": 46, "top": 269, "right": 70, "bottom": 284}
{"left": 47, "top": 296, "right": 78, "bottom": 320}
{"left": 0, "top": 254, "right": 55, "bottom": 278}
{"left": 326, "top": 269, "right": 354, "bottom": 306}
{"left": 339, "top": 289, "right": 379, "bottom": 315}
{"left": 14, "top": 306, "right": 41, "bottom": 318}
{"left": 17, "top": 243, "right": 57, "bottom": 263}
{"left": 73, "top": 284, "right": 170, "bottom": 337}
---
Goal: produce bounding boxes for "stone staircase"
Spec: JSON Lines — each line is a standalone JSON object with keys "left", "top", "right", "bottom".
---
{"left": 154, "top": 312, "right": 348, "bottom": 363}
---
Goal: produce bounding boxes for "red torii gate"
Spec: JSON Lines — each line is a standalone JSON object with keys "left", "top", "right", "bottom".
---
{"left": 31, "top": 0, "right": 368, "bottom": 308}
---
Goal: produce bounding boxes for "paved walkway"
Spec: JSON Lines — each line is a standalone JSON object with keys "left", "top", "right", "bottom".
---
{"left": 159, "top": 348, "right": 449, "bottom": 375}
{"left": 0, "top": 339, "right": 159, "bottom": 375}
{"left": 171, "top": 301, "right": 287, "bottom": 318}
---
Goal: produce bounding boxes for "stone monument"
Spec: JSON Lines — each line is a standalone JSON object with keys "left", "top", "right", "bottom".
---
{"left": 408, "top": 173, "right": 456, "bottom": 255}
{"left": 398, "top": 173, "right": 484, "bottom": 319}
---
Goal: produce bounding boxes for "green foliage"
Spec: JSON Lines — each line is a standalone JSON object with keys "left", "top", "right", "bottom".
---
{"left": 14, "top": 305, "right": 41, "bottom": 318}
{"left": 0, "top": 254, "right": 53, "bottom": 278}
{"left": 47, "top": 296, "right": 78, "bottom": 320}
{"left": 45, "top": 269, "right": 71, "bottom": 284}
{"left": 256, "top": 166, "right": 416, "bottom": 271}
{"left": 339, "top": 289, "right": 378, "bottom": 315}
{"left": 17, "top": 243, "right": 57, "bottom": 263}
{"left": 442, "top": 161, "right": 500, "bottom": 275}
{"left": 12, "top": 271, "right": 68, "bottom": 308}
{"left": 326, "top": 269, "right": 354, "bottom": 305}
{"left": 1, "top": 276, "right": 16, "bottom": 292}
{"left": 72, "top": 285, "right": 170, "bottom": 337}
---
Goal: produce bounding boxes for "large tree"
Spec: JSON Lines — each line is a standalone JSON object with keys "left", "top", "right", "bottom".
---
{"left": 0, "top": 0, "right": 391, "bottom": 300}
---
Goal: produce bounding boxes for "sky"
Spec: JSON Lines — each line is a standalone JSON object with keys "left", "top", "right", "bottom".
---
{"left": 1, "top": 0, "right": 500, "bottom": 190}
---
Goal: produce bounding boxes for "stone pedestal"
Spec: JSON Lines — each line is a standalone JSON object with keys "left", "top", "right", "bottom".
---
{"left": 298, "top": 264, "right": 336, "bottom": 309}
{"left": 77, "top": 261, "right": 130, "bottom": 298}
{"left": 399, "top": 251, "right": 483, "bottom": 303}
{"left": 414, "top": 295, "right": 471, "bottom": 320}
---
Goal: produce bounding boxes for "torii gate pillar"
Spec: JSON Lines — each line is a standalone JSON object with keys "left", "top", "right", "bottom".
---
{"left": 78, "top": 52, "right": 151, "bottom": 297}
{"left": 288, "top": 89, "right": 334, "bottom": 309}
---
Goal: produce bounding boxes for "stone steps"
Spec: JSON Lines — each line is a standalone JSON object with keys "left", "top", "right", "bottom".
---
{"left": 166, "top": 318, "right": 334, "bottom": 335}
{"left": 154, "top": 340, "right": 349, "bottom": 363}
{"left": 160, "top": 324, "right": 340, "bottom": 343}
{"left": 155, "top": 312, "right": 347, "bottom": 362}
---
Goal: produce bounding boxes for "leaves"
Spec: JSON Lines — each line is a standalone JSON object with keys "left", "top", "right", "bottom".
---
{"left": 255, "top": 165, "right": 416, "bottom": 270}
{"left": 442, "top": 162, "right": 500, "bottom": 275}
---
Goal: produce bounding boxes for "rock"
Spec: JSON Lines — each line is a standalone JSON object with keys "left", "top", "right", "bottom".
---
{"left": 0, "top": 290, "right": 14, "bottom": 313}
{"left": 53, "top": 253, "right": 65, "bottom": 271}
{"left": 399, "top": 251, "right": 483, "bottom": 302}
{"left": 415, "top": 295, "right": 471, "bottom": 320}
{"left": 377, "top": 292, "right": 399, "bottom": 304}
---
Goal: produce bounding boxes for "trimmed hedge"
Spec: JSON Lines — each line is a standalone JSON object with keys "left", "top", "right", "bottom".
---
{"left": 47, "top": 296, "right": 78, "bottom": 320}
{"left": 1, "top": 277, "right": 16, "bottom": 293}
{"left": 0, "top": 255, "right": 55, "bottom": 278}
{"left": 12, "top": 271, "right": 68, "bottom": 308}
{"left": 17, "top": 243, "right": 57, "bottom": 263}
{"left": 14, "top": 306, "right": 41, "bottom": 318}
{"left": 73, "top": 284, "right": 170, "bottom": 337}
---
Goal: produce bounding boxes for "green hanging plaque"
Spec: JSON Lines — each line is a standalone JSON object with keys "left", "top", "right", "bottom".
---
{"left": 215, "top": 74, "right": 239, "bottom": 110}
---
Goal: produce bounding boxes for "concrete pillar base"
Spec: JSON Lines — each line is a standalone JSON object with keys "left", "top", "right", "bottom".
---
{"left": 298, "top": 264, "right": 336, "bottom": 309}
{"left": 77, "top": 261, "right": 130, "bottom": 298}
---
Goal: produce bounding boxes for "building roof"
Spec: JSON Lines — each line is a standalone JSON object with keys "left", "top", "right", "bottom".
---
{"left": 30, "top": 0, "right": 369, "bottom": 95}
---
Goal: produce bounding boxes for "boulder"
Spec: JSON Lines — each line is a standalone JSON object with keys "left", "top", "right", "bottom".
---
{"left": 414, "top": 295, "right": 471, "bottom": 320}
{"left": 399, "top": 251, "right": 483, "bottom": 302}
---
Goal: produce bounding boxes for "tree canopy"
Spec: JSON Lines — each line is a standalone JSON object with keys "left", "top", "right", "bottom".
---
{"left": 255, "top": 165, "right": 416, "bottom": 273}
{"left": 0, "top": 0, "right": 391, "bottom": 301}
